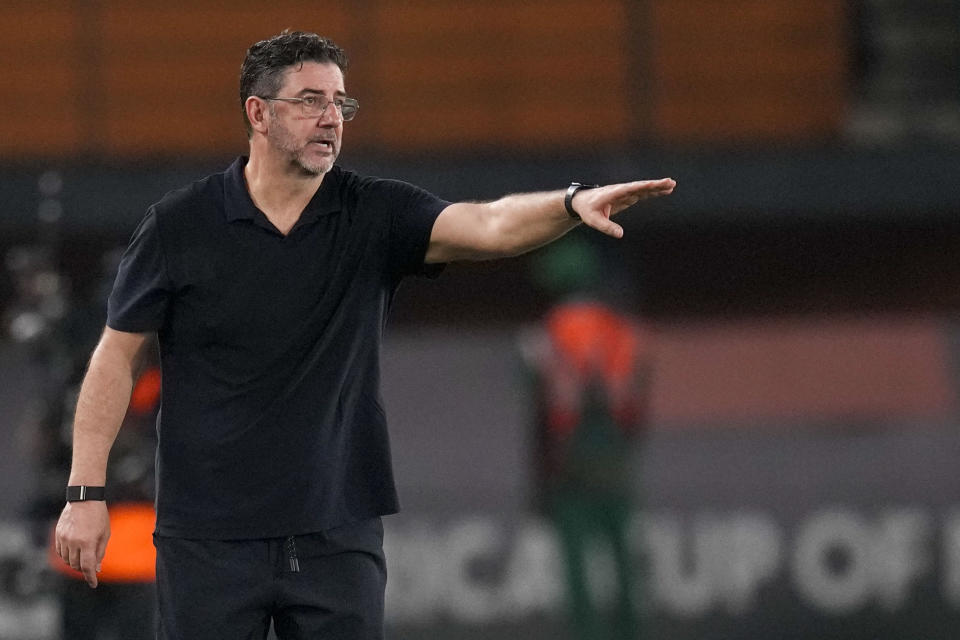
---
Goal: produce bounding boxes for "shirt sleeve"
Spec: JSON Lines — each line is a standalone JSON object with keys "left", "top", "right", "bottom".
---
{"left": 380, "top": 179, "right": 451, "bottom": 278}
{"left": 107, "top": 208, "right": 173, "bottom": 332}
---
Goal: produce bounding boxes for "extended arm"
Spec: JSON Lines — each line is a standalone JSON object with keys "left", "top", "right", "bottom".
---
{"left": 54, "top": 327, "right": 152, "bottom": 588}
{"left": 425, "top": 178, "right": 675, "bottom": 263}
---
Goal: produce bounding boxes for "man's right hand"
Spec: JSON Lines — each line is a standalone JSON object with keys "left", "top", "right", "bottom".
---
{"left": 55, "top": 501, "right": 111, "bottom": 588}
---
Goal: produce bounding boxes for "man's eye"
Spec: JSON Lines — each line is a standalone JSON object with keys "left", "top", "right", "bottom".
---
{"left": 333, "top": 99, "right": 345, "bottom": 108}
{"left": 302, "top": 96, "right": 317, "bottom": 106}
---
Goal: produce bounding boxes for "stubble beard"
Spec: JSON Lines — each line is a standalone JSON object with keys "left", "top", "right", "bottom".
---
{"left": 269, "top": 118, "right": 338, "bottom": 177}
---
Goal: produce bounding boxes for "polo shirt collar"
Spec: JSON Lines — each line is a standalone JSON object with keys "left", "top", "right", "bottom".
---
{"left": 223, "top": 156, "right": 342, "bottom": 226}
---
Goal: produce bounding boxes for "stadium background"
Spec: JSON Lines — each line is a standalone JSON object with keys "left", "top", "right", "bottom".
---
{"left": 1, "top": 1, "right": 960, "bottom": 638}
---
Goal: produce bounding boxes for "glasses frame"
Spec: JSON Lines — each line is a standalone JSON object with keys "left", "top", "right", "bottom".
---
{"left": 262, "top": 95, "right": 359, "bottom": 121}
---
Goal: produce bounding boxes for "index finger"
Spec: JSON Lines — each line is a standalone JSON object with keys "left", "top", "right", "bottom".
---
{"left": 631, "top": 178, "right": 675, "bottom": 190}
{"left": 604, "top": 179, "right": 674, "bottom": 200}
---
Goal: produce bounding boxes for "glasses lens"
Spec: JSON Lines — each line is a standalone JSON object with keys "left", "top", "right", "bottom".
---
{"left": 303, "top": 99, "right": 326, "bottom": 117}
{"left": 341, "top": 99, "right": 359, "bottom": 121}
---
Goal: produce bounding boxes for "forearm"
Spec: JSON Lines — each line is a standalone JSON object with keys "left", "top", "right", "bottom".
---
{"left": 67, "top": 338, "right": 143, "bottom": 485}
{"left": 483, "top": 190, "right": 578, "bottom": 258}
{"left": 428, "top": 190, "right": 576, "bottom": 262}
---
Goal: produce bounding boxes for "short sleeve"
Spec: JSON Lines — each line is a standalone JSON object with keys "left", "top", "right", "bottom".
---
{"left": 107, "top": 208, "right": 173, "bottom": 332}
{"left": 381, "top": 179, "right": 450, "bottom": 277}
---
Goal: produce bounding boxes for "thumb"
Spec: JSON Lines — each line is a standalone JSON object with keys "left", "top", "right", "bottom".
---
{"left": 584, "top": 213, "right": 623, "bottom": 239}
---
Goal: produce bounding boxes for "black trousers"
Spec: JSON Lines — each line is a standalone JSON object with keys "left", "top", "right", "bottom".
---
{"left": 62, "top": 577, "right": 155, "bottom": 640}
{"left": 154, "top": 518, "right": 386, "bottom": 640}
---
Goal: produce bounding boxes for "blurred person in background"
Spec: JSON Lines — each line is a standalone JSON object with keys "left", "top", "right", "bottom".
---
{"left": 522, "top": 234, "right": 653, "bottom": 640}
{"left": 53, "top": 30, "right": 675, "bottom": 640}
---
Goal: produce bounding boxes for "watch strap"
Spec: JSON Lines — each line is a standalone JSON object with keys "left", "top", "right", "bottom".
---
{"left": 66, "top": 485, "right": 106, "bottom": 502}
{"left": 564, "top": 182, "right": 600, "bottom": 220}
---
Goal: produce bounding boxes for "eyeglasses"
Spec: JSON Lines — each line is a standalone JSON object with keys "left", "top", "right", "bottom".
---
{"left": 262, "top": 95, "right": 359, "bottom": 121}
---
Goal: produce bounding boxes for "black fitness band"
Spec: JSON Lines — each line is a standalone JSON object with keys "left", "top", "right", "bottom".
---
{"left": 66, "top": 486, "right": 106, "bottom": 502}
{"left": 564, "top": 182, "right": 600, "bottom": 220}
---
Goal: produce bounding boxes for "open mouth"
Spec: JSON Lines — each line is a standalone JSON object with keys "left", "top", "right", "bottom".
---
{"left": 311, "top": 140, "right": 335, "bottom": 151}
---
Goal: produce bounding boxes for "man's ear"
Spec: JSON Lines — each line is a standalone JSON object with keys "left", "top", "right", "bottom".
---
{"left": 245, "top": 96, "right": 269, "bottom": 134}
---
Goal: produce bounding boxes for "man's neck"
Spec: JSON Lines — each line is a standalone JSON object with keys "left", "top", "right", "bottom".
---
{"left": 243, "top": 150, "right": 326, "bottom": 234}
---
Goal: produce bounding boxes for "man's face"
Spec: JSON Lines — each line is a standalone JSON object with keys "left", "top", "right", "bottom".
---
{"left": 266, "top": 62, "right": 345, "bottom": 176}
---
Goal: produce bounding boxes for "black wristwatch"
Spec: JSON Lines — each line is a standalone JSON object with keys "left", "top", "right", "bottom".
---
{"left": 564, "top": 182, "right": 600, "bottom": 220}
{"left": 66, "top": 486, "right": 106, "bottom": 502}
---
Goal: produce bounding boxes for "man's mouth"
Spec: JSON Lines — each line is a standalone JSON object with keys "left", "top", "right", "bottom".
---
{"left": 311, "top": 139, "right": 335, "bottom": 151}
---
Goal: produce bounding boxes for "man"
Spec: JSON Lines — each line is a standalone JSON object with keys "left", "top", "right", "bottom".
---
{"left": 54, "top": 30, "right": 675, "bottom": 640}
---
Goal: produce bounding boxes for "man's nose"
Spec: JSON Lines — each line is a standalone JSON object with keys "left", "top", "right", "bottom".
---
{"left": 318, "top": 102, "right": 342, "bottom": 125}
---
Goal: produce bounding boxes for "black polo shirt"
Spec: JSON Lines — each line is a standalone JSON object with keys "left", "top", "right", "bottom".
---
{"left": 107, "top": 157, "right": 449, "bottom": 539}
